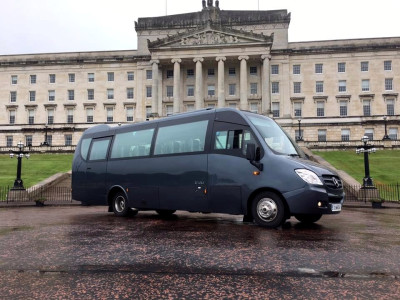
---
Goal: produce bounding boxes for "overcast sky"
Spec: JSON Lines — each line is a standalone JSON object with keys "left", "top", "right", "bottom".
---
{"left": 1, "top": 0, "right": 399, "bottom": 55}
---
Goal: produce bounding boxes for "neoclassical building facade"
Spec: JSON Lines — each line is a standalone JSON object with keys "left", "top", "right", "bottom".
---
{"left": 1, "top": 0, "right": 399, "bottom": 147}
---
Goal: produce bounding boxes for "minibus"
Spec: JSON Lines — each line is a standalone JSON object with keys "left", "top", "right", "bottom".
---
{"left": 72, "top": 108, "right": 344, "bottom": 228}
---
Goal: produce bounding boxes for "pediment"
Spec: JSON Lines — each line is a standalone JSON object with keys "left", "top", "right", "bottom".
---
{"left": 148, "top": 24, "right": 273, "bottom": 49}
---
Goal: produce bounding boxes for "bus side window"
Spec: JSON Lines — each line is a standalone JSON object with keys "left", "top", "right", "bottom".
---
{"left": 80, "top": 138, "right": 91, "bottom": 160}
{"left": 88, "top": 138, "right": 111, "bottom": 161}
{"left": 214, "top": 128, "right": 257, "bottom": 157}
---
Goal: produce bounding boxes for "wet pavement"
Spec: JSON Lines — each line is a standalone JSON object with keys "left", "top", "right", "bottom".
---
{"left": 0, "top": 205, "right": 399, "bottom": 299}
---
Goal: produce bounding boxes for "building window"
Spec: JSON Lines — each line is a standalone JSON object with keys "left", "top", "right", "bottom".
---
{"left": 11, "top": 75, "right": 18, "bottom": 84}
{"left": 364, "top": 129, "right": 374, "bottom": 141}
{"left": 146, "top": 86, "right": 152, "bottom": 98}
{"left": 67, "top": 109, "right": 74, "bottom": 124}
{"left": 363, "top": 99, "right": 371, "bottom": 116}
{"left": 384, "top": 60, "right": 392, "bottom": 71}
{"left": 166, "top": 86, "right": 174, "bottom": 97}
{"left": 87, "top": 89, "right": 94, "bottom": 100}
{"left": 249, "top": 102, "right": 258, "bottom": 113}
{"left": 166, "top": 69, "right": 174, "bottom": 79}
{"left": 339, "top": 100, "right": 348, "bottom": 117}
{"left": 68, "top": 90, "right": 74, "bottom": 101}
{"left": 386, "top": 99, "right": 395, "bottom": 115}
{"left": 7, "top": 136, "right": 13, "bottom": 147}
{"left": 385, "top": 78, "right": 393, "bottom": 91}
{"left": 250, "top": 83, "right": 258, "bottom": 95}
{"left": 107, "top": 72, "right": 114, "bottom": 81}
{"left": 29, "top": 91, "right": 36, "bottom": 102}
{"left": 228, "top": 84, "right": 236, "bottom": 96}
{"left": 295, "top": 130, "right": 303, "bottom": 141}
{"left": 126, "top": 107, "right": 134, "bottom": 122}
{"left": 86, "top": 108, "right": 94, "bottom": 123}
{"left": 294, "top": 102, "right": 302, "bottom": 117}
{"left": 316, "top": 81, "right": 324, "bottom": 93}
{"left": 146, "top": 70, "right": 152, "bottom": 80}
{"left": 271, "top": 65, "right": 279, "bottom": 75}
{"left": 249, "top": 66, "right": 257, "bottom": 75}
{"left": 107, "top": 89, "right": 114, "bottom": 100}
{"left": 146, "top": 106, "right": 152, "bottom": 118}
{"left": 106, "top": 107, "right": 113, "bottom": 122}
{"left": 315, "top": 63, "right": 323, "bottom": 74}
{"left": 293, "top": 64, "right": 301, "bottom": 75}
{"left": 30, "top": 75, "right": 37, "bottom": 84}
{"left": 28, "top": 109, "right": 35, "bottom": 125}
{"left": 48, "top": 90, "right": 55, "bottom": 101}
{"left": 186, "top": 104, "right": 195, "bottom": 112}
{"left": 338, "top": 62, "right": 346, "bottom": 73}
{"left": 341, "top": 129, "right": 350, "bottom": 141}
{"left": 65, "top": 134, "right": 72, "bottom": 146}
{"left": 9, "top": 110, "right": 16, "bottom": 124}
{"left": 49, "top": 74, "right": 56, "bottom": 83}
{"left": 228, "top": 102, "right": 237, "bottom": 109}
{"left": 293, "top": 82, "right": 301, "bottom": 94}
{"left": 228, "top": 67, "right": 236, "bottom": 76}
{"left": 127, "top": 72, "right": 134, "bottom": 81}
{"left": 271, "top": 82, "right": 279, "bottom": 94}
{"left": 187, "top": 85, "right": 194, "bottom": 97}
{"left": 389, "top": 128, "right": 398, "bottom": 140}
{"left": 25, "top": 135, "right": 32, "bottom": 147}
{"left": 187, "top": 69, "right": 194, "bottom": 78}
{"left": 318, "top": 129, "right": 327, "bottom": 142}
{"left": 361, "top": 61, "right": 369, "bottom": 72}
{"left": 207, "top": 85, "right": 215, "bottom": 96}
{"left": 68, "top": 73, "right": 75, "bottom": 83}
{"left": 317, "top": 101, "right": 325, "bottom": 117}
{"left": 208, "top": 68, "right": 215, "bottom": 77}
{"left": 166, "top": 105, "right": 173, "bottom": 116}
{"left": 47, "top": 109, "right": 54, "bottom": 124}
{"left": 207, "top": 103, "right": 216, "bottom": 109}
{"left": 362, "top": 79, "right": 370, "bottom": 92}
{"left": 272, "top": 102, "right": 280, "bottom": 118}
{"left": 10, "top": 91, "right": 17, "bottom": 103}
{"left": 338, "top": 80, "right": 347, "bottom": 92}
{"left": 46, "top": 135, "right": 53, "bottom": 146}
{"left": 127, "top": 88, "right": 134, "bottom": 99}
{"left": 88, "top": 73, "right": 95, "bottom": 82}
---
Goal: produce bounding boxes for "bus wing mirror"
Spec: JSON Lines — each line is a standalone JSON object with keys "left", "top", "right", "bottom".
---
{"left": 246, "top": 143, "right": 263, "bottom": 171}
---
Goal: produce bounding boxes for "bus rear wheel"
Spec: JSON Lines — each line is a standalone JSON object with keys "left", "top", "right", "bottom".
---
{"left": 251, "top": 192, "right": 285, "bottom": 228}
{"left": 112, "top": 192, "right": 130, "bottom": 217}
{"left": 294, "top": 214, "right": 322, "bottom": 224}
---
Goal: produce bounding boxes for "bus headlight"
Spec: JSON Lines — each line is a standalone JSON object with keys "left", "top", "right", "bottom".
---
{"left": 295, "top": 169, "right": 323, "bottom": 185}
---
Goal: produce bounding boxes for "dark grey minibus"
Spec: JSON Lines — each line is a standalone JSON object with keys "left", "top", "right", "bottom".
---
{"left": 72, "top": 108, "right": 344, "bottom": 228}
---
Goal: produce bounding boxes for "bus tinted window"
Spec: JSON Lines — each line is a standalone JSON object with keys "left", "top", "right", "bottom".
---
{"left": 80, "top": 138, "right": 91, "bottom": 160}
{"left": 89, "top": 138, "right": 110, "bottom": 161}
{"left": 154, "top": 120, "right": 208, "bottom": 155}
{"left": 215, "top": 129, "right": 256, "bottom": 155}
{"left": 110, "top": 129, "right": 154, "bottom": 159}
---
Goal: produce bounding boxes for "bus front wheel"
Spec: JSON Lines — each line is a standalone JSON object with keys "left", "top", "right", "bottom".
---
{"left": 251, "top": 192, "right": 285, "bottom": 228}
{"left": 112, "top": 192, "right": 130, "bottom": 217}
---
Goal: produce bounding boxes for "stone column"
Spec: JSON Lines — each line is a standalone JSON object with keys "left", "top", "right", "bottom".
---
{"left": 261, "top": 54, "right": 271, "bottom": 115}
{"left": 172, "top": 58, "right": 182, "bottom": 114}
{"left": 216, "top": 56, "right": 226, "bottom": 108}
{"left": 150, "top": 60, "right": 160, "bottom": 115}
{"left": 194, "top": 57, "right": 204, "bottom": 110}
{"left": 239, "top": 55, "right": 249, "bottom": 110}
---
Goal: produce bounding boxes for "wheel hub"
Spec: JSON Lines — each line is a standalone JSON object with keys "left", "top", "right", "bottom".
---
{"left": 257, "top": 198, "right": 278, "bottom": 222}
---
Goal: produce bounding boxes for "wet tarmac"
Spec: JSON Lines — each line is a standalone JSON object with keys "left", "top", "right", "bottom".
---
{"left": 0, "top": 205, "right": 399, "bottom": 299}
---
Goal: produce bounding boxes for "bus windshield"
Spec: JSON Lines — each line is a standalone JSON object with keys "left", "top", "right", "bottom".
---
{"left": 247, "top": 114, "right": 299, "bottom": 156}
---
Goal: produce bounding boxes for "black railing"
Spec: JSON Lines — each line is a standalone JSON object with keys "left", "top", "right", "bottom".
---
{"left": 0, "top": 186, "right": 72, "bottom": 204}
{"left": 344, "top": 183, "right": 400, "bottom": 203}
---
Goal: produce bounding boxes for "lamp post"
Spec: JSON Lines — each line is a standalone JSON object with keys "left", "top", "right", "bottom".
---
{"left": 382, "top": 116, "right": 390, "bottom": 140}
{"left": 42, "top": 125, "right": 49, "bottom": 146}
{"left": 296, "top": 118, "right": 303, "bottom": 141}
{"left": 9, "top": 141, "right": 30, "bottom": 190}
{"left": 356, "top": 136, "right": 376, "bottom": 187}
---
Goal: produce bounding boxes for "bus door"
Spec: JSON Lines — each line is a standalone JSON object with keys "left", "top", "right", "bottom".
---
{"left": 208, "top": 122, "right": 259, "bottom": 214}
{"left": 84, "top": 136, "right": 112, "bottom": 205}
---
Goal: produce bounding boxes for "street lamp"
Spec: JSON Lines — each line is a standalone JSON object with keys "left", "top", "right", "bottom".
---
{"left": 42, "top": 125, "right": 49, "bottom": 146}
{"left": 356, "top": 136, "right": 376, "bottom": 187}
{"left": 296, "top": 118, "right": 303, "bottom": 141}
{"left": 382, "top": 116, "right": 390, "bottom": 140}
{"left": 9, "top": 141, "right": 30, "bottom": 190}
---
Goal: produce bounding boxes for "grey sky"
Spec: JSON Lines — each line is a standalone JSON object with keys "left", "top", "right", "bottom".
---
{"left": 1, "top": 0, "right": 399, "bottom": 55}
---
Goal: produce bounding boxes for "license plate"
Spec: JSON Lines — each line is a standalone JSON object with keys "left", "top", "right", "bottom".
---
{"left": 331, "top": 203, "right": 342, "bottom": 212}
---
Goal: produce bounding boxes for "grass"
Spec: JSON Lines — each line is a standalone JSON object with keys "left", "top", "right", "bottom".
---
{"left": 0, "top": 153, "right": 73, "bottom": 188}
{"left": 313, "top": 150, "right": 400, "bottom": 185}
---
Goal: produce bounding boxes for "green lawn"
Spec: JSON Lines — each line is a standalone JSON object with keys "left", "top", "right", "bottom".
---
{"left": 0, "top": 154, "right": 73, "bottom": 188}
{"left": 313, "top": 150, "right": 400, "bottom": 185}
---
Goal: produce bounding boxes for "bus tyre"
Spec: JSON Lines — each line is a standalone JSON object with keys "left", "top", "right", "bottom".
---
{"left": 252, "top": 192, "right": 285, "bottom": 228}
{"left": 295, "top": 214, "right": 322, "bottom": 224}
{"left": 112, "top": 192, "right": 130, "bottom": 217}
{"left": 156, "top": 209, "right": 176, "bottom": 217}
